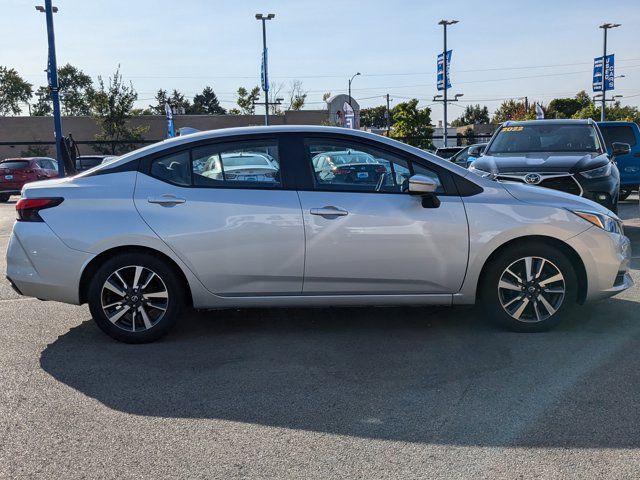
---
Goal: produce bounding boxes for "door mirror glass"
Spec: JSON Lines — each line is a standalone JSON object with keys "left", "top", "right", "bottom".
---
{"left": 408, "top": 174, "right": 438, "bottom": 194}
{"left": 612, "top": 142, "right": 631, "bottom": 156}
{"left": 467, "top": 145, "right": 485, "bottom": 157}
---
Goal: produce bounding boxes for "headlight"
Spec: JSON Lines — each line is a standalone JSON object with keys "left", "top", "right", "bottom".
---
{"left": 579, "top": 162, "right": 612, "bottom": 179}
{"left": 571, "top": 210, "right": 624, "bottom": 235}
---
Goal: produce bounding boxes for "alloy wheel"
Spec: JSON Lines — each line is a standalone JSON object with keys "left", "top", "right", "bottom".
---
{"left": 497, "top": 256, "right": 565, "bottom": 323}
{"left": 100, "top": 265, "right": 169, "bottom": 332}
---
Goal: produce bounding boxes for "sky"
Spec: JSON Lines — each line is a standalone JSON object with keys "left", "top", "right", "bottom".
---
{"left": 2, "top": 0, "right": 640, "bottom": 124}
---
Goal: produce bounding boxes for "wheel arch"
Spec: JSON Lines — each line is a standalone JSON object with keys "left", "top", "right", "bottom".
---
{"left": 79, "top": 245, "right": 193, "bottom": 307}
{"left": 476, "top": 235, "right": 588, "bottom": 304}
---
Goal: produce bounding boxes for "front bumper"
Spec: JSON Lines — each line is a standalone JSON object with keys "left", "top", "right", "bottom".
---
{"left": 566, "top": 225, "right": 633, "bottom": 301}
{"left": 6, "top": 222, "right": 92, "bottom": 304}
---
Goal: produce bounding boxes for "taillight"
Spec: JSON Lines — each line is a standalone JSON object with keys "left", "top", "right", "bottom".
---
{"left": 334, "top": 168, "right": 352, "bottom": 175}
{"left": 16, "top": 197, "right": 64, "bottom": 222}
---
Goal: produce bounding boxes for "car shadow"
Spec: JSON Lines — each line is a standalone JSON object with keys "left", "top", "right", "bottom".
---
{"left": 40, "top": 299, "right": 640, "bottom": 447}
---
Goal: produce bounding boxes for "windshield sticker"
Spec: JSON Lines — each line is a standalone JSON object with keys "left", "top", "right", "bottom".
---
{"left": 502, "top": 126, "right": 524, "bottom": 132}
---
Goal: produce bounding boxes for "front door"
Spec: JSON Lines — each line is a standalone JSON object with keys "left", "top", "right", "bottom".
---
{"left": 297, "top": 136, "right": 469, "bottom": 294}
{"left": 600, "top": 123, "right": 640, "bottom": 187}
{"left": 134, "top": 137, "right": 305, "bottom": 295}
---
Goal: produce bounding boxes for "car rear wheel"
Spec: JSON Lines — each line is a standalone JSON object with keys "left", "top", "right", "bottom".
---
{"left": 479, "top": 243, "right": 578, "bottom": 332}
{"left": 0, "top": 194, "right": 10, "bottom": 203}
{"left": 87, "top": 253, "right": 186, "bottom": 343}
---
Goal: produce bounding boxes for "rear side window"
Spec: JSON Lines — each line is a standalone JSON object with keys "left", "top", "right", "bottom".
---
{"left": 0, "top": 161, "right": 30, "bottom": 170}
{"left": 192, "top": 140, "right": 281, "bottom": 188}
{"left": 150, "top": 151, "right": 191, "bottom": 186}
{"left": 600, "top": 125, "right": 637, "bottom": 148}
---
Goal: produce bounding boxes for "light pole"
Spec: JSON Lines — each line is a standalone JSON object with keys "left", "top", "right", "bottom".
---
{"left": 598, "top": 22, "right": 621, "bottom": 122}
{"left": 256, "top": 13, "right": 275, "bottom": 126}
{"left": 438, "top": 19, "right": 458, "bottom": 147}
{"left": 348, "top": 72, "right": 360, "bottom": 106}
{"left": 36, "top": 1, "right": 64, "bottom": 177}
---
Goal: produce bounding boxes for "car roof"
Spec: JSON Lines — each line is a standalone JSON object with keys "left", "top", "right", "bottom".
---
{"left": 503, "top": 119, "right": 594, "bottom": 126}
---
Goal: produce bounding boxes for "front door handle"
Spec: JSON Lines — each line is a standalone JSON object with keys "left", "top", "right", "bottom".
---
{"left": 310, "top": 206, "right": 348, "bottom": 217}
{"left": 148, "top": 194, "right": 186, "bottom": 206}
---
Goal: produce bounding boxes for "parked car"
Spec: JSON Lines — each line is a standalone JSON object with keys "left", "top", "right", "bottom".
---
{"left": 199, "top": 152, "right": 280, "bottom": 183}
{"left": 311, "top": 149, "right": 386, "bottom": 184}
{"left": 449, "top": 143, "right": 488, "bottom": 168}
{"left": 598, "top": 121, "right": 640, "bottom": 200}
{"left": 469, "top": 119, "right": 627, "bottom": 212}
{"left": 6, "top": 126, "right": 633, "bottom": 343}
{"left": 434, "top": 146, "right": 464, "bottom": 159}
{"left": 75, "top": 155, "right": 111, "bottom": 172}
{"left": 0, "top": 157, "right": 58, "bottom": 202}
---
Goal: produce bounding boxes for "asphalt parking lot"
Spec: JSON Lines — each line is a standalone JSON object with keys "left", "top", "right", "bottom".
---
{"left": 0, "top": 195, "right": 639, "bottom": 479}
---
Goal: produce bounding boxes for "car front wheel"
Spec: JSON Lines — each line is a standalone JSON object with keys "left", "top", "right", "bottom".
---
{"left": 87, "top": 253, "right": 186, "bottom": 343}
{"left": 0, "top": 194, "right": 10, "bottom": 203}
{"left": 480, "top": 243, "right": 578, "bottom": 332}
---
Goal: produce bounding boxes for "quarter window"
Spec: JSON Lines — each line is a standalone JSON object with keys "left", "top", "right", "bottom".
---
{"left": 150, "top": 151, "right": 191, "bottom": 186}
{"left": 192, "top": 140, "right": 281, "bottom": 187}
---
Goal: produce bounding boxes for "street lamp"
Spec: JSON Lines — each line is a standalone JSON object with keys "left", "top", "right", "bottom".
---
{"left": 256, "top": 13, "right": 275, "bottom": 126}
{"left": 598, "top": 22, "right": 621, "bottom": 121}
{"left": 438, "top": 19, "right": 458, "bottom": 147}
{"left": 36, "top": 1, "right": 64, "bottom": 177}
{"left": 348, "top": 72, "right": 361, "bottom": 107}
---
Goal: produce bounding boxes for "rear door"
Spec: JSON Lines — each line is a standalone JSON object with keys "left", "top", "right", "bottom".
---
{"left": 295, "top": 135, "right": 469, "bottom": 294}
{"left": 134, "top": 135, "right": 305, "bottom": 295}
{"left": 600, "top": 123, "right": 640, "bottom": 187}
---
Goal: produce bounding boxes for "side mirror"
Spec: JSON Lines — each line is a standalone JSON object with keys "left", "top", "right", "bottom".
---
{"left": 467, "top": 145, "right": 485, "bottom": 157}
{"left": 408, "top": 174, "right": 441, "bottom": 208}
{"left": 612, "top": 142, "right": 631, "bottom": 156}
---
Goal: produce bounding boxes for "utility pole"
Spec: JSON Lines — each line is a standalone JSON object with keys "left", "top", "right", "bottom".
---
{"left": 598, "top": 23, "right": 620, "bottom": 122}
{"left": 256, "top": 13, "right": 275, "bottom": 126}
{"left": 348, "top": 72, "right": 361, "bottom": 107}
{"left": 524, "top": 96, "right": 529, "bottom": 113}
{"left": 438, "top": 20, "right": 458, "bottom": 147}
{"left": 385, "top": 93, "right": 392, "bottom": 135}
{"left": 36, "top": 1, "right": 64, "bottom": 177}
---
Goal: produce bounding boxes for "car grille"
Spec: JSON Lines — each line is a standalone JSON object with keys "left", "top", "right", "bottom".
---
{"left": 496, "top": 173, "right": 583, "bottom": 197}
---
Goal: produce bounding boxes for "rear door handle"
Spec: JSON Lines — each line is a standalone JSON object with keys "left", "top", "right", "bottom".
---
{"left": 147, "top": 194, "right": 186, "bottom": 206}
{"left": 310, "top": 206, "right": 348, "bottom": 217}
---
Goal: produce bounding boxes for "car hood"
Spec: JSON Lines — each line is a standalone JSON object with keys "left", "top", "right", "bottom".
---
{"left": 474, "top": 152, "right": 609, "bottom": 173}
{"left": 500, "top": 181, "right": 616, "bottom": 217}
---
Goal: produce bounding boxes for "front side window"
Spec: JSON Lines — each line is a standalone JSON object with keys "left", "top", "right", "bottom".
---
{"left": 192, "top": 140, "right": 280, "bottom": 187}
{"left": 600, "top": 125, "right": 637, "bottom": 149}
{"left": 304, "top": 138, "right": 442, "bottom": 193}
{"left": 487, "top": 124, "right": 603, "bottom": 154}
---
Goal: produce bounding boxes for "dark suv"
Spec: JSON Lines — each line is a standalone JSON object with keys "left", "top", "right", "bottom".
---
{"left": 0, "top": 157, "right": 59, "bottom": 202}
{"left": 468, "top": 119, "right": 628, "bottom": 212}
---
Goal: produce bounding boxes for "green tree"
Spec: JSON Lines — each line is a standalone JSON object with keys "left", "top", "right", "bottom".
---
{"left": 32, "top": 86, "right": 52, "bottom": 116}
{"left": 169, "top": 89, "right": 191, "bottom": 114}
{"left": 389, "top": 99, "right": 433, "bottom": 149}
{"left": 572, "top": 101, "right": 640, "bottom": 123}
{"left": 20, "top": 144, "right": 51, "bottom": 157}
{"left": 360, "top": 105, "right": 389, "bottom": 128}
{"left": 149, "top": 89, "right": 169, "bottom": 114}
{"left": 286, "top": 80, "right": 307, "bottom": 111}
{"left": 492, "top": 99, "right": 536, "bottom": 123}
{"left": 546, "top": 91, "right": 591, "bottom": 119}
{"left": 450, "top": 104, "right": 490, "bottom": 127}
{"left": 91, "top": 67, "right": 147, "bottom": 155}
{"left": 191, "top": 86, "right": 226, "bottom": 114}
{"left": 58, "top": 64, "right": 94, "bottom": 115}
{"left": 0, "top": 66, "right": 33, "bottom": 115}
{"left": 234, "top": 86, "right": 260, "bottom": 115}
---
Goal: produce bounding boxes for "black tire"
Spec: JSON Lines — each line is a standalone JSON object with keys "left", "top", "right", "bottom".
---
{"left": 87, "top": 252, "right": 186, "bottom": 343}
{"left": 479, "top": 242, "right": 578, "bottom": 332}
{"left": 0, "top": 194, "right": 10, "bottom": 203}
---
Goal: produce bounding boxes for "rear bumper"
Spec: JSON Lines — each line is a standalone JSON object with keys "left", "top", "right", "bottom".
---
{"left": 6, "top": 222, "right": 92, "bottom": 304}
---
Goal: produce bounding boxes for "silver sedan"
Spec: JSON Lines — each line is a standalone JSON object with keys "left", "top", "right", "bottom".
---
{"left": 5, "top": 126, "right": 633, "bottom": 342}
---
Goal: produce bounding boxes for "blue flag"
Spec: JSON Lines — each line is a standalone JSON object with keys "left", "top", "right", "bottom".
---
{"left": 437, "top": 50, "right": 452, "bottom": 91}
{"left": 165, "top": 103, "right": 175, "bottom": 139}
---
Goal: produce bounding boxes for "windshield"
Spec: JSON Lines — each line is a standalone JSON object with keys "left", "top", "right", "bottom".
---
{"left": 487, "top": 124, "right": 602, "bottom": 154}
